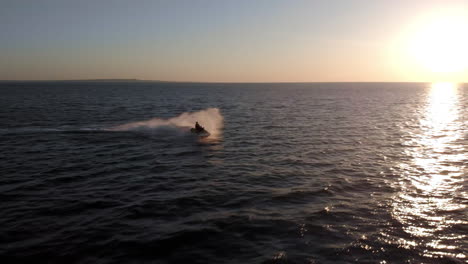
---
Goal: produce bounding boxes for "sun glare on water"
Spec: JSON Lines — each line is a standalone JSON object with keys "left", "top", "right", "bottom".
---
{"left": 391, "top": 82, "right": 466, "bottom": 259}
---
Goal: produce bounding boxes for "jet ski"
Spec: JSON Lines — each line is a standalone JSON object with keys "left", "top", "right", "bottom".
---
{"left": 191, "top": 122, "right": 210, "bottom": 137}
{"left": 190, "top": 127, "right": 210, "bottom": 137}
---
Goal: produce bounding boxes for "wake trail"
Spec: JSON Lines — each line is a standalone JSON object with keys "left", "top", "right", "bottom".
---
{"left": 108, "top": 108, "right": 224, "bottom": 137}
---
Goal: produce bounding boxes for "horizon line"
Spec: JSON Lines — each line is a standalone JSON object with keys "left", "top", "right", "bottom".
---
{"left": 0, "top": 79, "right": 464, "bottom": 84}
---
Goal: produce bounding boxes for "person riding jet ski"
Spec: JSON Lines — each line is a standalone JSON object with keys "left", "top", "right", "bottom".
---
{"left": 191, "top": 121, "right": 210, "bottom": 137}
{"left": 195, "top": 121, "right": 204, "bottom": 132}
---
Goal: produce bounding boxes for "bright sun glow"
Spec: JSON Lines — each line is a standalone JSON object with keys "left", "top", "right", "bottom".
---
{"left": 407, "top": 13, "right": 468, "bottom": 74}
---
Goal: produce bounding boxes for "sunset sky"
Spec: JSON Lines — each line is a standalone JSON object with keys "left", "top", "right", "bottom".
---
{"left": 1, "top": 0, "right": 467, "bottom": 82}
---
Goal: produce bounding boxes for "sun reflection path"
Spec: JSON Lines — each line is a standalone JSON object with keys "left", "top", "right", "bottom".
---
{"left": 391, "top": 82, "right": 466, "bottom": 260}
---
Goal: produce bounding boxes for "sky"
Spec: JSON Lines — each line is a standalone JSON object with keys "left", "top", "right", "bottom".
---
{"left": 1, "top": 0, "right": 467, "bottom": 82}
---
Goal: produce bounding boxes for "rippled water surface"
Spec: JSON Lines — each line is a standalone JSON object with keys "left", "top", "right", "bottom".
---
{"left": 1, "top": 82, "right": 466, "bottom": 263}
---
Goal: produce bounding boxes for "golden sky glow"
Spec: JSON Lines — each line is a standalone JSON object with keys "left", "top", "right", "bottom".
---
{"left": 392, "top": 8, "right": 468, "bottom": 82}
{"left": 1, "top": 1, "right": 468, "bottom": 82}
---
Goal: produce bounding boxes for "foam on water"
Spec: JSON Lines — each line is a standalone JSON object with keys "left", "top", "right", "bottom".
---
{"left": 108, "top": 108, "right": 224, "bottom": 137}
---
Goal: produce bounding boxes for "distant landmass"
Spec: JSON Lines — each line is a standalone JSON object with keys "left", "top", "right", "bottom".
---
{"left": 66, "top": 79, "right": 142, "bottom": 82}
{"left": 0, "top": 79, "right": 150, "bottom": 82}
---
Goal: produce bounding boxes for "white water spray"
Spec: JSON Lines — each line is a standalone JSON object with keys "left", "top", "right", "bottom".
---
{"left": 109, "top": 108, "right": 224, "bottom": 137}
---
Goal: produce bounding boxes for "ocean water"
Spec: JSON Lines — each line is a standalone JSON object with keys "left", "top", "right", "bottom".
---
{"left": 0, "top": 82, "right": 466, "bottom": 264}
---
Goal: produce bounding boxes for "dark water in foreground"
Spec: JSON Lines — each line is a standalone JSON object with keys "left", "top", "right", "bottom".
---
{"left": 1, "top": 82, "right": 467, "bottom": 263}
